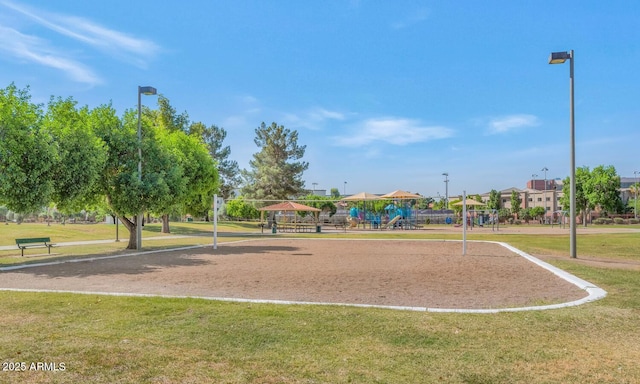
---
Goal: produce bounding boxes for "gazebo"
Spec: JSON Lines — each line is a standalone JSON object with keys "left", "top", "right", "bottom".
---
{"left": 258, "top": 201, "right": 321, "bottom": 233}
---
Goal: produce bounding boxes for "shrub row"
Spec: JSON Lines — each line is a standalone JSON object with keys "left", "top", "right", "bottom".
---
{"left": 593, "top": 218, "right": 640, "bottom": 225}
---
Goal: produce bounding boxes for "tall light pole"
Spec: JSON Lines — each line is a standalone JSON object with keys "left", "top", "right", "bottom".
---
{"left": 635, "top": 170, "right": 639, "bottom": 220}
{"left": 343, "top": 181, "right": 347, "bottom": 196}
{"left": 442, "top": 173, "right": 449, "bottom": 209}
{"left": 541, "top": 166, "right": 548, "bottom": 223}
{"left": 137, "top": 85, "right": 158, "bottom": 250}
{"left": 549, "top": 50, "right": 576, "bottom": 258}
{"left": 532, "top": 174, "right": 538, "bottom": 210}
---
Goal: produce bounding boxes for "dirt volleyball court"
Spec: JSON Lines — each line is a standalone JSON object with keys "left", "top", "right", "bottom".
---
{"left": 0, "top": 239, "right": 590, "bottom": 310}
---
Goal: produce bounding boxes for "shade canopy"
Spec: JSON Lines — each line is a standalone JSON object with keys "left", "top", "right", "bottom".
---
{"left": 258, "top": 201, "right": 321, "bottom": 212}
{"left": 342, "top": 192, "right": 382, "bottom": 201}
{"left": 452, "top": 199, "right": 486, "bottom": 206}
{"left": 380, "top": 190, "right": 422, "bottom": 199}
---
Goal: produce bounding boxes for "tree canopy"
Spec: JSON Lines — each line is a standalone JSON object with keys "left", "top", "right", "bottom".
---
{"left": 487, "top": 190, "right": 501, "bottom": 210}
{"left": 241, "top": 122, "right": 308, "bottom": 200}
{"left": 0, "top": 84, "right": 55, "bottom": 213}
{"left": 45, "top": 96, "right": 107, "bottom": 214}
{"left": 559, "top": 165, "right": 622, "bottom": 226}
{"left": 0, "top": 84, "right": 222, "bottom": 250}
{"left": 190, "top": 122, "right": 239, "bottom": 200}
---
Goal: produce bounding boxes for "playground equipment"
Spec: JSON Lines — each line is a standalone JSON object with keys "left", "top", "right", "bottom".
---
{"left": 384, "top": 215, "right": 402, "bottom": 229}
{"left": 551, "top": 210, "right": 569, "bottom": 229}
{"left": 349, "top": 207, "right": 382, "bottom": 229}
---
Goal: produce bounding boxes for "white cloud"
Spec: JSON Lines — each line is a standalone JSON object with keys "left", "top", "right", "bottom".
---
{"left": 0, "top": 25, "right": 102, "bottom": 85}
{"left": 486, "top": 114, "right": 540, "bottom": 135}
{"left": 309, "top": 107, "right": 345, "bottom": 121}
{"left": 332, "top": 117, "right": 454, "bottom": 147}
{"left": 284, "top": 107, "right": 346, "bottom": 131}
{"left": 1, "top": 0, "right": 160, "bottom": 68}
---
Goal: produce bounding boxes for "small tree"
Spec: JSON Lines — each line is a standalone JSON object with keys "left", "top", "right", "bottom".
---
{"left": 301, "top": 194, "right": 337, "bottom": 218}
{"left": 510, "top": 190, "right": 522, "bottom": 219}
{"left": 226, "top": 197, "right": 259, "bottom": 220}
{"left": 520, "top": 207, "right": 533, "bottom": 223}
{"left": 487, "top": 190, "right": 501, "bottom": 210}
{"left": 530, "top": 206, "right": 546, "bottom": 222}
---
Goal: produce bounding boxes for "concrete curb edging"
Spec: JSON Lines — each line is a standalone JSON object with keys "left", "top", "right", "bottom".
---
{"left": 0, "top": 239, "right": 607, "bottom": 313}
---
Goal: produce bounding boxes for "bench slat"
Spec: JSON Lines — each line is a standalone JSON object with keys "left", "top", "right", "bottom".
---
{"left": 16, "top": 237, "right": 51, "bottom": 244}
{"left": 15, "top": 237, "right": 54, "bottom": 257}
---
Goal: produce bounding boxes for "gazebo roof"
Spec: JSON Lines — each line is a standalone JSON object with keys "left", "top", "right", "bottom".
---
{"left": 452, "top": 199, "right": 486, "bottom": 206}
{"left": 258, "top": 201, "right": 321, "bottom": 212}
{"left": 342, "top": 192, "right": 381, "bottom": 201}
{"left": 380, "top": 190, "right": 422, "bottom": 199}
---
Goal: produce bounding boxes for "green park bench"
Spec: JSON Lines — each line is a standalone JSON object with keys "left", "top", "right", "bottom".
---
{"left": 15, "top": 237, "right": 55, "bottom": 257}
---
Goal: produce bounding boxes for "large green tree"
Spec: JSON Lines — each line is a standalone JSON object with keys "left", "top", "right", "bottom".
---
{"left": 0, "top": 84, "right": 56, "bottom": 214}
{"left": 190, "top": 122, "right": 239, "bottom": 200}
{"left": 92, "top": 105, "right": 179, "bottom": 248}
{"left": 241, "top": 122, "right": 308, "bottom": 200}
{"left": 44, "top": 97, "right": 107, "bottom": 214}
{"left": 146, "top": 98, "right": 218, "bottom": 232}
{"left": 585, "top": 165, "right": 622, "bottom": 215}
{"left": 173, "top": 130, "right": 219, "bottom": 224}
{"left": 155, "top": 95, "right": 189, "bottom": 133}
{"left": 559, "top": 165, "right": 621, "bottom": 226}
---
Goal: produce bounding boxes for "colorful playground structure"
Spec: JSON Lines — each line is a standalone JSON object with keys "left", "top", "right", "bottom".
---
{"left": 348, "top": 204, "right": 422, "bottom": 229}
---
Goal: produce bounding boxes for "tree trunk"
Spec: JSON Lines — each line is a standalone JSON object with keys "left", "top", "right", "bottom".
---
{"left": 118, "top": 216, "right": 138, "bottom": 250}
{"left": 162, "top": 214, "right": 170, "bottom": 233}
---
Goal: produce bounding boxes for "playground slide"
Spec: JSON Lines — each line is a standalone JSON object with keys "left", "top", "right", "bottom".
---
{"left": 384, "top": 215, "right": 402, "bottom": 229}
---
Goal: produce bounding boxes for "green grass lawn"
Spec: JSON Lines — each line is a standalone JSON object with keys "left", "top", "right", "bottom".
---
{"left": 0, "top": 221, "right": 639, "bottom": 383}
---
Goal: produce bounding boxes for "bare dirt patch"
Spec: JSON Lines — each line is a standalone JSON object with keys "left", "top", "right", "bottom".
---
{"left": 0, "top": 239, "right": 587, "bottom": 309}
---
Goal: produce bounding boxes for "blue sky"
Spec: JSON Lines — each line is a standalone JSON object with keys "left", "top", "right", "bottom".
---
{"left": 1, "top": 1, "right": 639, "bottom": 198}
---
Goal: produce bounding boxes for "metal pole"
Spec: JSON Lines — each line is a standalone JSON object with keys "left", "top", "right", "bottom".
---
{"left": 136, "top": 87, "right": 143, "bottom": 250}
{"left": 443, "top": 173, "right": 449, "bottom": 210}
{"left": 462, "top": 190, "right": 467, "bottom": 255}
{"left": 542, "top": 167, "right": 548, "bottom": 224}
{"left": 213, "top": 194, "right": 218, "bottom": 250}
{"left": 569, "top": 50, "right": 576, "bottom": 258}
{"left": 634, "top": 171, "right": 638, "bottom": 220}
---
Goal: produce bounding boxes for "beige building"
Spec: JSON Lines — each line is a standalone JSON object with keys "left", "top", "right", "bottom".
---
{"left": 475, "top": 176, "right": 637, "bottom": 222}
{"left": 477, "top": 179, "right": 566, "bottom": 222}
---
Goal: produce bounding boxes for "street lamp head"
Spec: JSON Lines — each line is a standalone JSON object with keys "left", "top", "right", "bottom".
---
{"left": 442, "top": 172, "right": 448, "bottom": 177}
{"left": 549, "top": 51, "right": 571, "bottom": 64}
{"left": 541, "top": 167, "right": 548, "bottom": 172}
{"left": 139, "top": 86, "right": 157, "bottom": 95}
